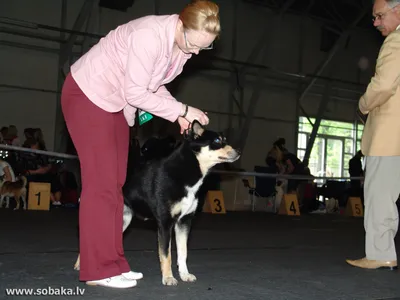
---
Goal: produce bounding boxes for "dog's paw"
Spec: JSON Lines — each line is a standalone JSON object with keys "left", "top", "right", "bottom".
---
{"left": 180, "top": 272, "right": 197, "bottom": 282}
{"left": 162, "top": 276, "right": 178, "bottom": 286}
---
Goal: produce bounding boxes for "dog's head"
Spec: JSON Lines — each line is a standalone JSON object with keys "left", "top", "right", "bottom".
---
{"left": 184, "top": 120, "right": 240, "bottom": 171}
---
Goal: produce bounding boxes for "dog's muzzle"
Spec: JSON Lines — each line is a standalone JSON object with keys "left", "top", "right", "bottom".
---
{"left": 219, "top": 149, "right": 240, "bottom": 162}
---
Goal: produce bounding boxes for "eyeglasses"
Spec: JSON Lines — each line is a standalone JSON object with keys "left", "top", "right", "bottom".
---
{"left": 184, "top": 30, "right": 213, "bottom": 51}
{"left": 372, "top": 4, "right": 400, "bottom": 22}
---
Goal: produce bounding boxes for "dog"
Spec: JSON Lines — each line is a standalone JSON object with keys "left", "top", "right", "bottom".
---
{"left": 74, "top": 120, "right": 240, "bottom": 286}
{"left": 0, "top": 176, "right": 27, "bottom": 210}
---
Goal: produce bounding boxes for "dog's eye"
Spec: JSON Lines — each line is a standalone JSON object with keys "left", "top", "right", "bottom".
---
{"left": 214, "top": 138, "right": 221, "bottom": 144}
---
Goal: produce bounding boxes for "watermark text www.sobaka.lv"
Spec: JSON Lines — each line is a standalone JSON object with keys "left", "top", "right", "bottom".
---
{"left": 4, "top": 286, "right": 85, "bottom": 296}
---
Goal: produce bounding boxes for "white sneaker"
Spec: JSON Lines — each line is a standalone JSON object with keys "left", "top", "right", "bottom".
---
{"left": 122, "top": 271, "right": 143, "bottom": 280}
{"left": 86, "top": 275, "right": 137, "bottom": 288}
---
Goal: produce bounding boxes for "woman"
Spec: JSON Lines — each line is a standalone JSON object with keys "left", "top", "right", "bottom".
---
{"left": 61, "top": 0, "right": 220, "bottom": 289}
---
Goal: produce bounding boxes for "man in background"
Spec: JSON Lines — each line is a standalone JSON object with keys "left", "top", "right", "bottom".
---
{"left": 346, "top": 0, "right": 400, "bottom": 270}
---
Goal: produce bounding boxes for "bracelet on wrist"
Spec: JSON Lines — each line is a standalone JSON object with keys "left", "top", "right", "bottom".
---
{"left": 181, "top": 104, "right": 188, "bottom": 118}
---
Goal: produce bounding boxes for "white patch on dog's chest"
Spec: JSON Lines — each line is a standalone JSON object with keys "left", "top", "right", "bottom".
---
{"left": 171, "top": 179, "right": 203, "bottom": 220}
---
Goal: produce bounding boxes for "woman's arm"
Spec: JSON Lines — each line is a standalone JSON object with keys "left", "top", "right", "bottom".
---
{"left": 124, "top": 29, "right": 183, "bottom": 122}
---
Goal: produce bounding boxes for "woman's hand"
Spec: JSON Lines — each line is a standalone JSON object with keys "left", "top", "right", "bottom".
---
{"left": 181, "top": 104, "right": 209, "bottom": 126}
{"left": 177, "top": 117, "right": 190, "bottom": 134}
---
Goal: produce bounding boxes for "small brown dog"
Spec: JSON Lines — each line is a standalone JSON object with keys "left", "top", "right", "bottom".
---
{"left": 0, "top": 176, "right": 27, "bottom": 210}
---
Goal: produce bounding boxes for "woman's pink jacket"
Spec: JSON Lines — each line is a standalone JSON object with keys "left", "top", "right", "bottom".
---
{"left": 71, "top": 14, "right": 192, "bottom": 126}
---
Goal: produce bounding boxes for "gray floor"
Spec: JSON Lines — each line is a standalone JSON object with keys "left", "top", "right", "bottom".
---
{"left": 0, "top": 207, "right": 399, "bottom": 300}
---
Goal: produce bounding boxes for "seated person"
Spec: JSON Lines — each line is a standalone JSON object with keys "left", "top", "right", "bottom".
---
{"left": 22, "top": 128, "right": 46, "bottom": 150}
{"left": 19, "top": 138, "right": 62, "bottom": 206}
{"left": 23, "top": 128, "right": 35, "bottom": 143}
{"left": 265, "top": 147, "right": 285, "bottom": 174}
{"left": 284, "top": 151, "right": 302, "bottom": 174}
{"left": 282, "top": 151, "right": 308, "bottom": 193}
{"left": 0, "top": 127, "right": 8, "bottom": 143}
{"left": 3, "top": 125, "right": 21, "bottom": 146}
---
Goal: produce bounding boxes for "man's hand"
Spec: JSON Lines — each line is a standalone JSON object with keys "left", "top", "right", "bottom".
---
{"left": 357, "top": 108, "right": 368, "bottom": 125}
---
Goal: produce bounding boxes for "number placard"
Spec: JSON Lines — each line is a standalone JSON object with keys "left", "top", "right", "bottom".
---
{"left": 28, "top": 182, "right": 51, "bottom": 211}
{"left": 203, "top": 190, "right": 226, "bottom": 214}
{"left": 345, "top": 197, "right": 363, "bottom": 217}
{"left": 278, "top": 193, "right": 300, "bottom": 216}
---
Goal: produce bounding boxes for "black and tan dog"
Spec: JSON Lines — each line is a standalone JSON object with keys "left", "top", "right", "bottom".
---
{"left": 0, "top": 176, "right": 27, "bottom": 210}
{"left": 74, "top": 120, "right": 240, "bottom": 286}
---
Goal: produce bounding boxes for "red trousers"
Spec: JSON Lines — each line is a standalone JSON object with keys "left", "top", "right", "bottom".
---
{"left": 61, "top": 73, "right": 131, "bottom": 281}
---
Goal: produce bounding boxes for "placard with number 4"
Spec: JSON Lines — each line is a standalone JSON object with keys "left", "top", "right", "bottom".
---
{"left": 278, "top": 193, "right": 300, "bottom": 216}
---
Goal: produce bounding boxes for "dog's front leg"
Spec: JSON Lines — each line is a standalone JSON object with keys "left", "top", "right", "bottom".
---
{"left": 158, "top": 225, "right": 177, "bottom": 286}
{"left": 175, "top": 217, "right": 196, "bottom": 283}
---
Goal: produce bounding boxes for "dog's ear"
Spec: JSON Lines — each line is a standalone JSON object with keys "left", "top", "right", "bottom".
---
{"left": 191, "top": 120, "right": 204, "bottom": 137}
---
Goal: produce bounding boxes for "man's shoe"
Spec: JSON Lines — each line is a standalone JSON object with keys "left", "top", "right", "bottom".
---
{"left": 86, "top": 275, "right": 137, "bottom": 288}
{"left": 122, "top": 271, "right": 143, "bottom": 280}
{"left": 346, "top": 257, "right": 397, "bottom": 270}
